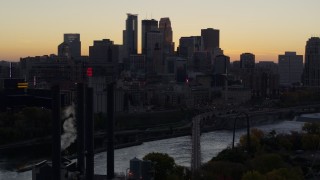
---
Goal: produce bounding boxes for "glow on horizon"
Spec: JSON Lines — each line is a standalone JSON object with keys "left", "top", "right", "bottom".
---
{"left": 1, "top": 0, "right": 319, "bottom": 62}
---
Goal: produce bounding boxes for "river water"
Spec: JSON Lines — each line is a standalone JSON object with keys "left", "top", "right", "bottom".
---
{"left": 0, "top": 120, "right": 305, "bottom": 180}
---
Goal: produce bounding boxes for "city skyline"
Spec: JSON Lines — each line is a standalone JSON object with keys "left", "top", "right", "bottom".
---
{"left": 1, "top": 0, "right": 320, "bottom": 61}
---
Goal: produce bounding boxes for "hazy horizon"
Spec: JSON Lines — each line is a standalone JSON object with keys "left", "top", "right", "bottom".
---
{"left": 1, "top": 0, "right": 320, "bottom": 62}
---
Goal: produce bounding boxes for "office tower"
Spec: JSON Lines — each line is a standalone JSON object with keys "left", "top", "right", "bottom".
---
{"left": 159, "top": 17, "right": 174, "bottom": 54}
{"left": 232, "top": 61, "right": 241, "bottom": 69}
{"left": 278, "top": 52, "right": 303, "bottom": 86}
{"left": 303, "top": 37, "right": 320, "bottom": 87}
{"left": 146, "top": 31, "right": 163, "bottom": 74}
{"left": 89, "top": 39, "right": 114, "bottom": 62}
{"left": 89, "top": 39, "right": 119, "bottom": 79}
{"left": 240, "top": 53, "right": 255, "bottom": 69}
{"left": 124, "top": 14, "right": 138, "bottom": 57}
{"left": 213, "top": 55, "right": 230, "bottom": 74}
{"left": 58, "top": 34, "right": 81, "bottom": 59}
{"left": 142, "top": 19, "right": 158, "bottom": 55}
{"left": 130, "top": 55, "right": 146, "bottom": 74}
{"left": 256, "top": 61, "right": 278, "bottom": 73}
{"left": 192, "top": 51, "right": 211, "bottom": 73}
{"left": 201, "top": 28, "right": 220, "bottom": 52}
{"left": 178, "top": 36, "right": 202, "bottom": 58}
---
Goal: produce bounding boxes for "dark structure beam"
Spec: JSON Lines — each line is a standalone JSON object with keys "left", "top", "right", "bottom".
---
{"left": 86, "top": 87, "right": 94, "bottom": 180}
{"left": 76, "top": 83, "right": 85, "bottom": 174}
{"left": 51, "top": 85, "right": 61, "bottom": 180}
{"left": 107, "top": 83, "right": 115, "bottom": 180}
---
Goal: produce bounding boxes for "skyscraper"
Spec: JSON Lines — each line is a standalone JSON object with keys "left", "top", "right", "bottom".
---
{"left": 213, "top": 55, "right": 230, "bottom": 74}
{"left": 278, "top": 52, "right": 303, "bottom": 86}
{"left": 89, "top": 39, "right": 120, "bottom": 79}
{"left": 58, "top": 33, "right": 81, "bottom": 59}
{"left": 159, "top": 17, "right": 174, "bottom": 54}
{"left": 240, "top": 53, "right": 255, "bottom": 69}
{"left": 124, "top": 14, "right": 138, "bottom": 57}
{"left": 201, "top": 28, "right": 219, "bottom": 52}
{"left": 142, "top": 19, "right": 158, "bottom": 55}
{"left": 303, "top": 37, "right": 320, "bottom": 87}
{"left": 178, "top": 36, "right": 202, "bottom": 58}
{"left": 146, "top": 30, "right": 163, "bottom": 74}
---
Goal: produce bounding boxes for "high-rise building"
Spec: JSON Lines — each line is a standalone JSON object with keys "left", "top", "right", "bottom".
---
{"left": 201, "top": 28, "right": 219, "bottom": 52}
{"left": 124, "top": 14, "right": 138, "bottom": 57}
{"left": 240, "top": 53, "right": 255, "bottom": 69}
{"left": 89, "top": 39, "right": 119, "bottom": 79}
{"left": 159, "top": 17, "right": 174, "bottom": 54}
{"left": 89, "top": 39, "right": 114, "bottom": 62}
{"left": 278, "top": 52, "right": 303, "bottom": 86}
{"left": 178, "top": 36, "right": 202, "bottom": 58}
{"left": 58, "top": 34, "right": 81, "bottom": 59}
{"left": 142, "top": 19, "right": 158, "bottom": 55}
{"left": 213, "top": 55, "right": 230, "bottom": 74}
{"left": 256, "top": 61, "right": 278, "bottom": 74}
{"left": 303, "top": 37, "right": 320, "bottom": 87}
{"left": 146, "top": 31, "right": 163, "bottom": 74}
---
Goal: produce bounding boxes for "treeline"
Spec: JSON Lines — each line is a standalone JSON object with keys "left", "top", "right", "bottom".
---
{"left": 0, "top": 107, "right": 52, "bottom": 145}
{"left": 146, "top": 122, "right": 320, "bottom": 179}
{"left": 279, "top": 89, "right": 320, "bottom": 107}
{"left": 193, "top": 122, "right": 320, "bottom": 179}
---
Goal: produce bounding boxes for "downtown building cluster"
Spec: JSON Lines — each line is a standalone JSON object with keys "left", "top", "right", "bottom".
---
{"left": 1, "top": 14, "right": 320, "bottom": 112}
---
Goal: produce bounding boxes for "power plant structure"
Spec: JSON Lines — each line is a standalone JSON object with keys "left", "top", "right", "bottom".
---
{"left": 32, "top": 83, "right": 118, "bottom": 180}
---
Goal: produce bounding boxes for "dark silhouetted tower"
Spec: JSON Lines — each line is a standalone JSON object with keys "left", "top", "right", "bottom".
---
{"left": 159, "top": 17, "right": 174, "bottom": 54}
{"left": 240, "top": 53, "right": 255, "bottom": 69}
{"left": 303, "top": 37, "right": 320, "bottom": 87}
{"left": 58, "top": 34, "right": 81, "bottom": 59}
{"left": 124, "top": 14, "right": 138, "bottom": 57}
{"left": 201, "top": 28, "right": 219, "bottom": 52}
{"left": 142, "top": 19, "right": 158, "bottom": 55}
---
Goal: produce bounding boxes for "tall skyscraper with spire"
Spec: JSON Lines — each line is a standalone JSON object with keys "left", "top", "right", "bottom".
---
{"left": 159, "top": 17, "right": 174, "bottom": 54}
{"left": 123, "top": 14, "right": 138, "bottom": 58}
{"left": 142, "top": 19, "right": 158, "bottom": 55}
{"left": 303, "top": 37, "right": 320, "bottom": 87}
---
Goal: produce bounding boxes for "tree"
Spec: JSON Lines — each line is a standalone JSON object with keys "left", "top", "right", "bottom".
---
{"left": 266, "top": 167, "right": 304, "bottom": 180}
{"left": 302, "top": 134, "right": 320, "bottom": 150}
{"left": 143, "top": 152, "right": 175, "bottom": 180}
{"left": 242, "top": 171, "right": 266, "bottom": 180}
{"left": 200, "top": 161, "right": 246, "bottom": 180}
{"left": 302, "top": 122, "right": 320, "bottom": 135}
{"left": 250, "top": 154, "right": 285, "bottom": 174}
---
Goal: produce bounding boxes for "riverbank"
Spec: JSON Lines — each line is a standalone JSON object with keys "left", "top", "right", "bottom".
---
{"left": 0, "top": 120, "right": 307, "bottom": 180}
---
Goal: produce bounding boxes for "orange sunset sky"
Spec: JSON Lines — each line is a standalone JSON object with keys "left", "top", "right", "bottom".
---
{"left": 1, "top": 0, "right": 320, "bottom": 62}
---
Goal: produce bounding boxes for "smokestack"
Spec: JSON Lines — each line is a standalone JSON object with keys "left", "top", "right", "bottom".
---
{"left": 76, "top": 83, "right": 85, "bottom": 174}
{"left": 85, "top": 87, "right": 94, "bottom": 180}
{"left": 107, "top": 83, "right": 115, "bottom": 180}
{"left": 51, "top": 85, "right": 61, "bottom": 180}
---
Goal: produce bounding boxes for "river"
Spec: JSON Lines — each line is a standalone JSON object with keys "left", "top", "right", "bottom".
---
{"left": 0, "top": 120, "right": 305, "bottom": 180}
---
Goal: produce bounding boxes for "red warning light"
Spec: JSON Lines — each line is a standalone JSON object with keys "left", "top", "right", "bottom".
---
{"left": 87, "top": 67, "right": 93, "bottom": 77}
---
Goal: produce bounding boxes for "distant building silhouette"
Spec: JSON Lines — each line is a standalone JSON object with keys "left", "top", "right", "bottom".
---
{"left": 159, "top": 17, "right": 174, "bottom": 55}
{"left": 214, "top": 55, "right": 230, "bottom": 74}
{"left": 142, "top": 19, "right": 158, "bottom": 55}
{"left": 58, "top": 34, "right": 81, "bottom": 59}
{"left": 123, "top": 14, "right": 138, "bottom": 58}
{"left": 178, "top": 36, "right": 202, "bottom": 58}
{"left": 146, "top": 31, "right": 163, "bottom": 74}
{"left": 278, "top": 52, "right": 303, "bottom": 86}
{"left": 240, "top": 53, "right": 255, "bottom": 69}
{"left": 201, "top": 28, "right": 219, "bottom": 52}
{"left": 303, "top": 37, "right": 320, "bottom": 87}
{"left": 89, "top": 39, "right": 120, "bottom": 80}
{"left": 256, "top": 61, "right": 278, "bottom": 74}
